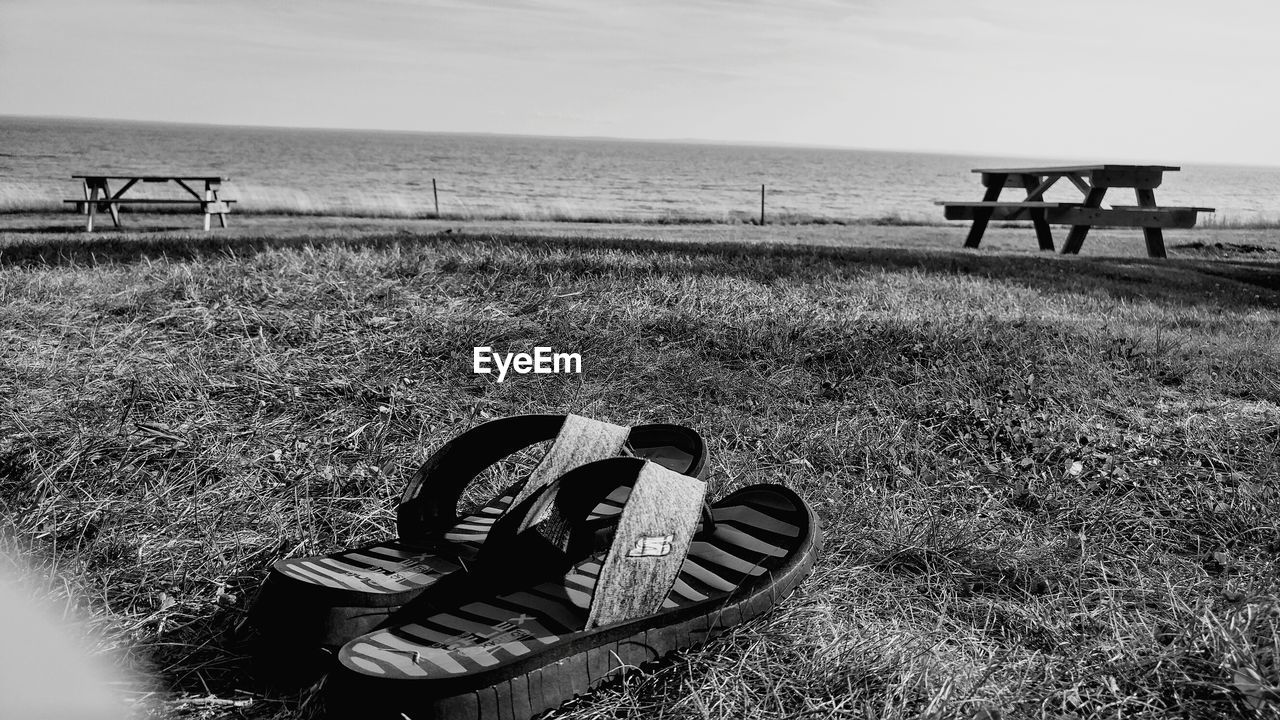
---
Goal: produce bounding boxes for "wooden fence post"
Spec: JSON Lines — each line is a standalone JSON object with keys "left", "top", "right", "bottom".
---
{"left": 760, "top": 184, "right": 765, "bottom": 225}
{"left": 433, "top": 178, "right": 439, "bottom": 217}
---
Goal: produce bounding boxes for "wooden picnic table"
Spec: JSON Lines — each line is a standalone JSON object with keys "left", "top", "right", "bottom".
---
{"left": 937, "top": 164, "right": 1213, "bottom": 258}
{"left": 67, "top": 174, "right": 235, "bottom": 232}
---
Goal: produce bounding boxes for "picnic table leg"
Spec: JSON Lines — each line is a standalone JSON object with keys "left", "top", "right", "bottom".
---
{"left": 964, "top": 173, "right": 1006, "bottom": 248}
{"left": 80, "top": 181, "right": 90, "bottom": 215}
{"left": 1061, "top": 186, "right": 1107, "bottom": 254}
{"left": 208, "top": 182, "right": 227, "bottom": 228}
{"left": 1030, "top": 208, "right": 1053, "bottom": 250}
{"left": 110, "top": 178, "right": 138, "bottom": 228}
{"left": 103, "top": 180, "right": 122, "bottom": 228}
{"left": 1135, "top": 188, "right": 1166, "bottom": 258}
{"left": 1022, "top": 176, "right": 1054, "bottom": 251}
{"left": 85, "top": 185, "right": 98, "bottom": 232}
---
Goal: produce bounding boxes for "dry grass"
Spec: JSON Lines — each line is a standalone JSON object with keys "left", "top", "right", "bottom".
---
{"left": 3, "top": 203, "right": 942, "bottom": 227}
{"left": 1196, "top": 214, "right": 1280, "bottom": 231}
{"left": 1, "top": 220, "right": 1279, "bottom": 719}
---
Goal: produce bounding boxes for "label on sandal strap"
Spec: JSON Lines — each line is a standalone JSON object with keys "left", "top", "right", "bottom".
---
{"left": 626, "top": 535, "right": 674, "bottom": 558}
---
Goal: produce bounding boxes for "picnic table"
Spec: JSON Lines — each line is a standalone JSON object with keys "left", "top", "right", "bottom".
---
{"left": 937, "top": 164, "right": 1213, "bottom": 258}
{"left": 66, "top": 174, "right": 235, "bottom": 232}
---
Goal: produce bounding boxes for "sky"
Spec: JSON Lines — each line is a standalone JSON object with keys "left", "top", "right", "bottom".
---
{"left": 2, "top": 0, "right": 1279, "bottom": 166}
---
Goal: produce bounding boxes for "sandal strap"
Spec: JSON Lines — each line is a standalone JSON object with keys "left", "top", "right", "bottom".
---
{"left": 396, "top": 414, "right": 628, "bottom": 543}
{"left": 509, "top": 414, "right": 629, "bottom": 513}
{"left": 585, "top": 462, "right": 705, "bottom": 629}
{"left": 471, "top": 458, "right": 710, "bottom": 594}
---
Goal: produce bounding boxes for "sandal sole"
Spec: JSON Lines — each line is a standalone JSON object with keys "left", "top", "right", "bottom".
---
{"left": 327, "top": 487, "right": 820, "bottom": 719}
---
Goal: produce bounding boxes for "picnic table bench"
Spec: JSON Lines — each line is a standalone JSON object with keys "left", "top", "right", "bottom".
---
{"left": 66, "top": 174, "right": 235, "bottom": 232}
{"left": 937, "top": 164, "right": 1213, "bottom": 258}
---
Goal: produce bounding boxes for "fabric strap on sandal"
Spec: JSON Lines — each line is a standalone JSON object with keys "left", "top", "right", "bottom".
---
{"left": 510, "top": 415, "right": 630, "bottom": 510}
{"left": 471, "top": 457, "right": 709, "bottom": 628}
{"left": 585, "top": 461, "right": 705, "bottom": 629}
{"left": 397, "top": 414, "right": 629, "bottom": 543}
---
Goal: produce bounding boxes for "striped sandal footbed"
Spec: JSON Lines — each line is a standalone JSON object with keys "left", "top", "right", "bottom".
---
{"left": 248, "top": 419, "right": 705, "bottom": 648}
{"left": 331, "top": 474, "right": 819, "bottom": 719}
{"left": 266, "top": 482, "right": 633, "bottom": 607}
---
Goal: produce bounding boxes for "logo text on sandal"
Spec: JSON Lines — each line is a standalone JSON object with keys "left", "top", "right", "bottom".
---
{"left": 412, "top": 614, "right": 537, "bottom": 653}
{"left": 627, "top": 535, "right": 674, "bottom": 557}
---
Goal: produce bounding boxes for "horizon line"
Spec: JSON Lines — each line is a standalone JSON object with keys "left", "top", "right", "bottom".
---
{"left": 2, "top": 112, "right": 1277, "bottom": 171}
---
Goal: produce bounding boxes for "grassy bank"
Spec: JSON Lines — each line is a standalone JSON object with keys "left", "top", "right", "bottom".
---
{"left": 1, "top": 224, "right": 1279, "bottom": 718}
{"left": 10, "top": 203, "right": 1280, "bottom": 228}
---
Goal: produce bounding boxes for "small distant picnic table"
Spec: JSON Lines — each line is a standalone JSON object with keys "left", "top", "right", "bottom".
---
{"left": 67, "top": 174, "right": 235, "bottom": 232}
{"left": 937, "top": 164, "right": 1213, "bottom": 258}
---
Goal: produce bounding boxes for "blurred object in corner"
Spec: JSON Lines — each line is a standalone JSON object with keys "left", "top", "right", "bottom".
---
{"left": 0, "top": 558, "right": 130, "bottom": 720}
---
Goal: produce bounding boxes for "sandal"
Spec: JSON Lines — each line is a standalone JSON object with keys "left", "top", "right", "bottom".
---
{"left": 247, "top": 415, "right": 707, "bottom": 655}
{"left": 329, "top": 456, "right": 820, "bottom": 719}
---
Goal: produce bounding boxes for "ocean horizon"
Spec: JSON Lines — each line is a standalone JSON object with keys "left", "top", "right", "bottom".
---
{"left": 4, "top": 114, "right": 1279, "bottom": 225}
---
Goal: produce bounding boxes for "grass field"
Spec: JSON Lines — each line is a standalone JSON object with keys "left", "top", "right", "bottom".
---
{"left": 1, "top": 216, "right": 1279, "bottom": 719}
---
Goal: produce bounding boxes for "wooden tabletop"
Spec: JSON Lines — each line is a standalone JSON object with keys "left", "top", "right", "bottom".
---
{"left": 970, "top": 164, "right": 1179, "bottom": 175}
{"left": 72, "top": 174, "right": 228, "bottom": 182}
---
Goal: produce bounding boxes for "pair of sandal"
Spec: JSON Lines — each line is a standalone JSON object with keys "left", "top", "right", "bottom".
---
{"left": 247, "top": 414, "right": 821, "bottom": 719}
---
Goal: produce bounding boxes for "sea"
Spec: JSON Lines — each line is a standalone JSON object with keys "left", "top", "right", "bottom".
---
{"left": 3, "top": 115, "right": 1279, "bottom": 225}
